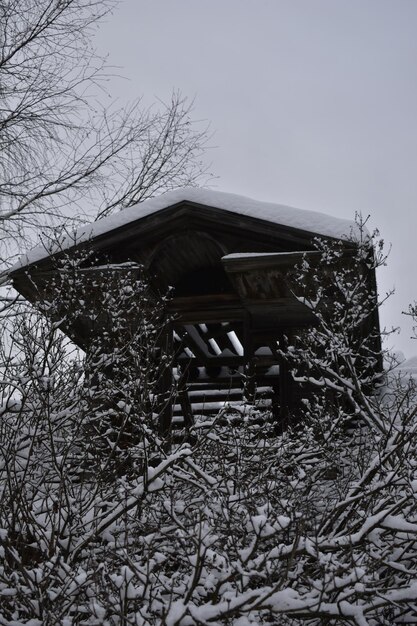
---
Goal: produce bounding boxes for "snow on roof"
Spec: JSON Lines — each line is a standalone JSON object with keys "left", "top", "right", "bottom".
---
{"left": 11, "top": 188, "right": 359, "bottom": 271}
{"left": 222, "top": 251, "right": 320, "bottom": 260}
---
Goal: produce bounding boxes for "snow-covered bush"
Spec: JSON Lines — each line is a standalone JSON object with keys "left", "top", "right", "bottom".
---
{"left": 2, "top": 229, "right": 417, "bottom": 625}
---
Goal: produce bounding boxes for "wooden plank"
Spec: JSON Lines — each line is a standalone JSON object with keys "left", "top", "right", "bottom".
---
{"left": 175, "top": 325, "right": 213, "bottom": 361}
{"left": 176, "top": 364, "right": 195, "bottom": 429}
{"left": 157, "top": 323, "right": 174, "bottom": 447}
{"left": 222, "top": 250, "right": 323, "bottom": 273}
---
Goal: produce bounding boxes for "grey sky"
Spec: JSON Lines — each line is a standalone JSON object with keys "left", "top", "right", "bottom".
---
{"left": 96, "top": 0, "right": 417, "bottom": 357}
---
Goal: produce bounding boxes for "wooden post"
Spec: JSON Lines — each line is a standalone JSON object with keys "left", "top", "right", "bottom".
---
{"left": 277, "top": 331, "right": 293, "bottom": 429}
{"left": 243, "top": 313, "right": 256, "bottom": 403}
{"left": 157, "top": 320, "right": 173, "bottom": 447}
{"left": 177, "top": 362, "right": 195, "bottom": 430}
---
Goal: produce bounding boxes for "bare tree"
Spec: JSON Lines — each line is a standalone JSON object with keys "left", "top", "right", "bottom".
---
{"left": 0, "top": 0, "right": 209, "bottom": 267}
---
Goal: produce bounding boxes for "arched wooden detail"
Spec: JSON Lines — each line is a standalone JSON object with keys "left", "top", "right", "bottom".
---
{"left": 175, "top": 266, "right": 233, "bottom": 297}
{"left": 147, "top": 230, "right": 228, "bottom": 292}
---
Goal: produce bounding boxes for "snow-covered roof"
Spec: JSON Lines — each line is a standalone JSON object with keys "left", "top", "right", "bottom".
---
{"left": 11, "top": 188, "right": 359, "bottom": 271}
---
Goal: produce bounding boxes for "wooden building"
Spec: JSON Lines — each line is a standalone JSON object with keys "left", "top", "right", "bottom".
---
{"left": 10, "top": 189, "right": 379, "bottom": 436}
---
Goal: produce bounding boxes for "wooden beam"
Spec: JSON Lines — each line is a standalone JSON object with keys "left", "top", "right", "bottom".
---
{"left": 157, "top": 322, "right": 174, "bottom": 447}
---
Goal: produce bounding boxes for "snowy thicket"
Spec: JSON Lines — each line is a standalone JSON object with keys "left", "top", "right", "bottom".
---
{"left": 2, "top": 3, "right": 417, "bottom": 624}
{"left": 2, "top": 230, "right": 417, "bottom": 626}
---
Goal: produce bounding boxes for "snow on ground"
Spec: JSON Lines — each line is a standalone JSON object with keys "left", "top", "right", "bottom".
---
{"left": 11, "top": 188, "right": 359, "bottom": 271}
{"left": 398, "top": 355, "right": 417, "bottom": 371}
{"left": 395, "top": 355, "right": 417, "bottom": 382}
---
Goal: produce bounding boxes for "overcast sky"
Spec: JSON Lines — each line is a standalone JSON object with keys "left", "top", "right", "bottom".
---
{"left": 96, "top": 0, "right": 417, "bottom": 358}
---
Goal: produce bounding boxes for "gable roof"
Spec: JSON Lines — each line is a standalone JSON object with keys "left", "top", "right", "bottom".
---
{"left": 11, "top": 188, "right": 358, "bottom": 272}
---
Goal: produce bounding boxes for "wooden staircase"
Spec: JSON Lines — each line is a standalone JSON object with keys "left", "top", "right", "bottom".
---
{"left": 164, "top": 321, "right": 288, "bottom": 441}
{"left": 170, "top": 367, "right": 280, "bottom": 441}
